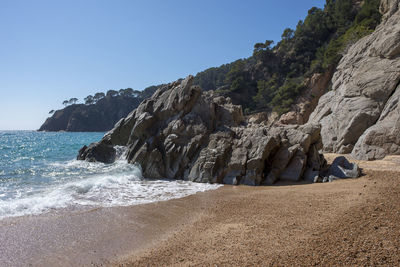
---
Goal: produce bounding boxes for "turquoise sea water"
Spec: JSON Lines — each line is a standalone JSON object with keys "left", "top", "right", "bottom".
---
{"left": 0, "top": 131, "right": 220, "bottom": 219}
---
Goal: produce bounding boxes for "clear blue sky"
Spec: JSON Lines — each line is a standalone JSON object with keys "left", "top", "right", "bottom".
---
{"left": 0, "top": 0, "right": 324, "bottom": 130}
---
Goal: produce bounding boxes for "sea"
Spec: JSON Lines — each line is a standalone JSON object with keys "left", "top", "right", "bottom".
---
{"left": 0, "top": 131, "right": 221, "bottom": 219}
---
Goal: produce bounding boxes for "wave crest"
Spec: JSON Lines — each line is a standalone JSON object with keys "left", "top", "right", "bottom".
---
{"left": 0, "top": 156, "right": 221, "bottom": 219}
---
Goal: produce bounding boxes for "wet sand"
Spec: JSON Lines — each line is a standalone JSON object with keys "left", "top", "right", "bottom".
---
{"left": 1, "top": 155, "right": 400, "bottom": 266}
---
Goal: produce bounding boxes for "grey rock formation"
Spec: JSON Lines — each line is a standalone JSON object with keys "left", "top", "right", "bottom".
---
{"left": 78, "top": 76, "right": 340, "bottom": 185}
{"left": 308, "top": 0, "right": 400, "bottom": 158}
{"left": 352, "top": 84, "right": 400, "bottom": 160}
{"left": 77, "top": 143, "right": 116, "bottom": 164}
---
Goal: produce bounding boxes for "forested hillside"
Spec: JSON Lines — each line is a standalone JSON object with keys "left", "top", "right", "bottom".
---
{"left": 39, "top": 85, "right": 162, "bottom": 132}
{"left": 193, "top": 0, "right": 381, "bottom": 115}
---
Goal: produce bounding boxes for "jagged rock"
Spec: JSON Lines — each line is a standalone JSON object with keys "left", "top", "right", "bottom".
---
{"left": 78, "top": 76, "right": 334, "bottom": 185}
{"left": 77, "top": 142, "right": 116, "bottom": 164}
{"left": 308, "top": 0, "right": 400, "bottom": 157}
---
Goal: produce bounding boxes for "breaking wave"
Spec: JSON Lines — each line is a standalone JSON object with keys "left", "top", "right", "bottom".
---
{"left": 0, "top": 132, "right": 222, "bottom": 219}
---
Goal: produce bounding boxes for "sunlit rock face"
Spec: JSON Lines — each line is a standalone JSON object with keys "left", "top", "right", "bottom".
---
{"left": 78, "top": 76, "right": 332, "bottom": 185}
{"left": 309, "top": 0, "right": 400, "bottom": 159}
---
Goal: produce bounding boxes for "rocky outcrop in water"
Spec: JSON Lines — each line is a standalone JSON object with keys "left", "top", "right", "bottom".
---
{"left": 77, "top": 76, "right": 360, "bottom": 185}
{"left": 39, "top": 86, "right": 162, "bottom": 132}
{"left": 39, "top": 96, "right": 143, "bottom": 132}
{"left": 308, "top": 0, "right": 400, "bottom": 160}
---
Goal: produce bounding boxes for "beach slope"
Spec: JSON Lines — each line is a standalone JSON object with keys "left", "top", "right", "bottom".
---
{"left": 0, "top": 156, "right": 399, "bottom": 266}
{"left": 121, "top": 155, "right": 400, "bottom": 266}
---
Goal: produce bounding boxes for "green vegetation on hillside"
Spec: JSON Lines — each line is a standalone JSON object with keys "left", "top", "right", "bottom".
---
{"left": 58, "top": 84, "right": 162, "bottom": 108}
{"left": 192, "top": 0, "right": 381, "bottom": 115}
{"left": 43, "top": 84, "right": 165, "bottom": 131}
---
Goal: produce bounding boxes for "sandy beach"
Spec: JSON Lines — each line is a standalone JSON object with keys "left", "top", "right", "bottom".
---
{"left": 1, "top": 155, "right": 400, "bottom": 266}
{"left": 2, "top": 0, "right": 399, "bottom": 266}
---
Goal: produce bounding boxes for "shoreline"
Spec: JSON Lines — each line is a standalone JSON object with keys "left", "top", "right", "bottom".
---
{"left": 0, "top": 187, "right": 223, "bottom": 266}
{"left": 0, "top": 155, "right": 399, "bottom": 266}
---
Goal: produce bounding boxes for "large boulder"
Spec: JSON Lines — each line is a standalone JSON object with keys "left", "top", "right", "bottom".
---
{"left": 78, "top": 76, "right": 334, "bottom": 185}
{"left": 308, "top": 0, "right": 400, "bottom": 158}
{"left": 328, "top": 156, "right": 361, "bottom": 179}
{"left": 352, "top": 83, "right": 400, "bottom": 160}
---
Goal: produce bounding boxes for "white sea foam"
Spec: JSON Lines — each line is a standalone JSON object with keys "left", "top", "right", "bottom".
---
{"left": 0, "top": 154, "right": 222, "bottom": 219}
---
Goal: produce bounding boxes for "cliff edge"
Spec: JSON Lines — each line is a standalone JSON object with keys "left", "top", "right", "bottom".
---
{"left": 39, "top": 96, "right": 144, "bottom": 132}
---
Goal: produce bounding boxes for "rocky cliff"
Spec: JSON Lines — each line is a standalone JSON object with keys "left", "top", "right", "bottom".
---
{"left": 78, "top": 76, "right": 360, "bottom": 185}
{"left": 308, "top": 0, "right": 400, "bottom": 160}
{"left": 73, "top": 0, "right": 400, "bottom": 182}
{"left": 39, "top": 96, "right": 143, "bottom": 132}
